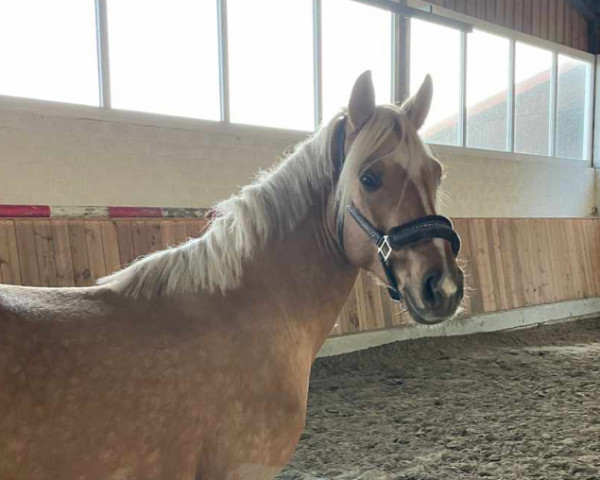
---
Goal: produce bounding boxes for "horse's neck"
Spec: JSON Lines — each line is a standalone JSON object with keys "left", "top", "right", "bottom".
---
{"left": 237, "top": 204, "right": 358, "bottom": 358}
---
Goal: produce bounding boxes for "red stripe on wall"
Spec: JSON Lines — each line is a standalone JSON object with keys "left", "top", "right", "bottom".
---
{"left": 0, "top": 205, "right": 51, "bottom": 217}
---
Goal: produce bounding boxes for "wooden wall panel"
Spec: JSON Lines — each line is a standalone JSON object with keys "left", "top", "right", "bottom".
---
{"left": 33, "top": 221, "right": 58, "bottom": 287}
{"left": 1, "top": 217, "right": 600, "bottom": 337}
{"left": 51, "top": 220, "right": 74, "bottom": 287}
{"left": 435, "top": 0, "right": 589, "bottom": 51}
{"left": 15, "top": 221, "right": 41, "bottom": 287}
{"left": 69, "top": 222, "right": 91, "bottom": 287}
{"left": 0, "top": 221, "right": 21, "bottom": 285}
{"left": 486, "top": 0, "right": 497, "bottom": 23}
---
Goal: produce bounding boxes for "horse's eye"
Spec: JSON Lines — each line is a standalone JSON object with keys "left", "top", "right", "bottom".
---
{"left": 360, "top": 173, "right": 381, "bottom": 191}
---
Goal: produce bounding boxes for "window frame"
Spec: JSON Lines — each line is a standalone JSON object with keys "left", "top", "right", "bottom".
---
{"left": 0, "top": 0, "right": 594, "bottom": 164}
{"left": 415, "top": 0, "right": 594, "bottom": 162}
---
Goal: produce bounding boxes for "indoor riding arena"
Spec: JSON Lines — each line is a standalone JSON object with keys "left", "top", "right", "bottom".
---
{"left": 1, "top": 1, "right": 600, "bottom": 480}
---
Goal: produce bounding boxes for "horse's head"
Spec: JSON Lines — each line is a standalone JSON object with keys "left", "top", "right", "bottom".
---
{"left": 334, "top": 71, "right": 463, "bottom": 325}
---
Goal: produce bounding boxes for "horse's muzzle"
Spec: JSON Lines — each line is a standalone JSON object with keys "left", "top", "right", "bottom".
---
{"left": 405, "top": 269, "right": 464, "bottom": 325}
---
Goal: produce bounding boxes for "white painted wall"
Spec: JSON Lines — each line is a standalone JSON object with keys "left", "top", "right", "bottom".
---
{"left": 0, "top": 96, "right": 595, "bottom": 218}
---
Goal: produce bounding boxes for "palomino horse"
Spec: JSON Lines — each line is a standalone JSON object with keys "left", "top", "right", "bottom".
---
{"left": 0, "top": 72, "right": 463, "bottom": 479}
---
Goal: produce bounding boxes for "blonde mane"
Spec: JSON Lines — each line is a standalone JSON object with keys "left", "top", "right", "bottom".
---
{"left": 98, "top": 107, "right": 424, "bottom": 298}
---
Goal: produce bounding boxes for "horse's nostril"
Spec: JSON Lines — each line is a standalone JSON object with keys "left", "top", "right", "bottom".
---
{"left": 423, "top": 272, "right": 443, "bottom": 308}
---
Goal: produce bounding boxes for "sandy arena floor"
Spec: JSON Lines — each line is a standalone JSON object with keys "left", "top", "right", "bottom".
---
{"left": 277, "top": 317, "right": 600, "bottom": 480}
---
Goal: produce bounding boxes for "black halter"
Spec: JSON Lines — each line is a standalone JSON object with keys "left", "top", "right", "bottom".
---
{"left": 333, "top": 117, "right": 461, "bottom": 301}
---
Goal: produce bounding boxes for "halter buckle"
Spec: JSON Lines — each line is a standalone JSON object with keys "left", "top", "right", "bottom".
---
{"left": 378, "top": 235, "right": 393, "bottom": 263}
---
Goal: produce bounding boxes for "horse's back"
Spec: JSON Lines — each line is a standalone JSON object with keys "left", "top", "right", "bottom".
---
{"left": 0, "top": 283, "right": 203, "bottom": 479}
{"left": 0, "top": 283, "right": 113, "bottom": 322}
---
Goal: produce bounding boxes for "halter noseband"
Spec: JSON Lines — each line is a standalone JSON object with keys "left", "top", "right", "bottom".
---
{"left": 333, "top": 116, "right": 461, "bottom": 301}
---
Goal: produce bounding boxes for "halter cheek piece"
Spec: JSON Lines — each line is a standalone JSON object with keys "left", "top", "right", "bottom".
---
{"left": 334, "top": 116, "right": 461, "bottom": 302}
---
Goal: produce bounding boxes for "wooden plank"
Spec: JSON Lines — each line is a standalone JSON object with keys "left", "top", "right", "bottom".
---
{"left": 564, "top": 219, "right": 584, "bottom": 299}
{"left": 456, "top": 219, "right": 483, "bottom": 315}
{"left": 69, "top": 221, "right": 92, "bottom": 287}
{"left": 541, "top": 219, "right": 561, "bottom": 303}
{"left": 487, "top": 219, "right": 508, "bottom": 311}
{"left": 51, "top": 220, "right": 75, "bottom": 287}
{"left": 496, "top": 0, "right": 506, "bottom": 26}
{"left": 84, "top": 221, "right": 107, "bottom": 282}
{"left": 556, "top": 0, "right": 565, "bottom": 44}
{"left": 579, "top": 220, "right": 596, "bottom": 296}
{"left": 100, "top": 221, "right": 122, "bottom": 275}
{"left": 475, "top": 0, "right": 486, "bottom": 19}
{"left": 577, "top": 15, "right": 588, "bottom": 52}
{"left": 456, "top": 0, "right": 475, "bottom": 17}
{"left": 147, "top": 221, "right": 164, "bottom": 255}
{"left": 455, "top": 0, "right": 466, "bottom": 14}
{"left": 486, "top": 0, "right": 496, "bottom": 22}
{"left": 451, "top": 219, "right": 471, "bottom": 316}
{"left": 363, "top": 273, "right": 387, "bottom": 331}
{"left": 571, "top": 11, "right": 579, "bottom": 49}
{"left": 338, "top": 284, "right": 360, "bottom": 334}
{"left": 444, "top": 0, "right": 456, "bottom": 10}
{"left": 522, "top": 0, "right": 532, "bottom": 34}
{"left": 159, "top": 220, "right": 190, "bottom": 251}
{"left": 131, "top": 221, "right": 151, "bottom": 258}
{"left": 380, "top": 283, "right": 395, "bottom": 328}
{"left": 495, "top": 219, "right": 517, "bottom": 310}
{"left": 511, "top": 220, "right": 536, "bottom": 306}
{"left": 531, "top": 219, "right": 553, "bottom": 304}
{"left": 469, "top": 219, "right": 497, "bottom": 312}
{"left": 390, "top": 300, "right": 412, "bottom": 328}
{"left": 504, "top": 0, "right": 515, "bottom": 29}
{"left": 528, "top": 219, "right": 549, "bottom": 305}
{"left": 531, "top": 0, "right": 541, "bottom": 37}
{"left": 0, "top": 221, "right": 22, "bottom": 285}
{"left": 582, "top": 220, "right": 600, "bottom": 294}
{"left": 172, "top": 221, "right": 190, "bottom": 246}
{"left": 353, "top": 273, "right": 370, "bottom": 332}
{"left": 505, "top": 220, "right": 525, "bottom": 308}
{"left": 115, "top": 222, "right": 136, "bottom": 268}
{"left": 131, "top": 221, "right": 162, "bottom": 258}
{"left": 574, "top": 220, "right": 595, "bottom": 297}
{"left": 15, "top": 221, "right": 41, "bottom": 287}
{"left": 547, "top": 0, "right": 556, "bottom": 42}
{"left": 33, "top": 221, "right": 58, "bottom": 287}
{"left": 548, "top": 218, "right": 572, "bottom": 302}
{"left": 591, "top": 220, "right": 600, "bottom": 295}
{"left": 160, "top": 220, "right": 176, "bottom": 249}
{"left": 540, "top": 0, "right": 549, "bottom": 39}
{"left": 578, "top": 218, "right": 600, "bottom": 296}
{"left": 185, "top": 220, "right": 208, "bottom": 241}
{"left": 513, "top": 0, "right": 523, "bottom": 31}
{"left": 564, "top": 2, "right": 572, "bottom": 47}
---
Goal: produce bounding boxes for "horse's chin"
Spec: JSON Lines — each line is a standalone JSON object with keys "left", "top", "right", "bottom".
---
{"left": 403, "top": 290, "right": 453, "bottom": 326}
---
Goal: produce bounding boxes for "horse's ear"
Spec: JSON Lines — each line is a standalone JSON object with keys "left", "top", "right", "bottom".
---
{"left": 403, "top": 74, "right": 433, "bottom": 130}
{"left": 348, "top": 70, "right": 376, "bottom": 131}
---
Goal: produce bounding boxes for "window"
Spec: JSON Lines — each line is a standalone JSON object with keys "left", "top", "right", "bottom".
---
{"left": 0, "top": 0, "right": 98, "bottom": 105}
{"left": 514, "top": 42, "right": 551, "bottom": 156}
{"left": 321, "top": 0, "right": 392, "bottom": 123}
{"left": 107, "top": 0, "right": 220, "bottom": 120}
{"left": 228, "top": 0, "right": 313, "bottom": 131}
{"left": 410, "top": 19, "right": 461, "bottom": 146}
{"left": 556, "top": 55, "right": 591, "bottom": 160}
{"left": 0, "top": 1, "right": 593, "bottom": 158}
{"left": 466, "top": 30, "right": 510, "bottom": 151}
